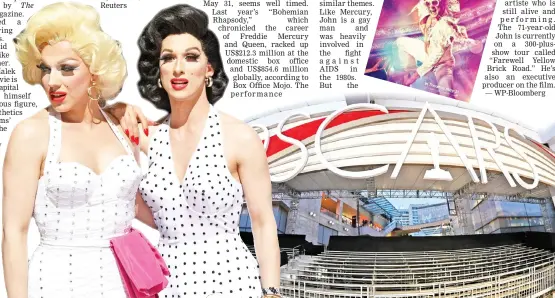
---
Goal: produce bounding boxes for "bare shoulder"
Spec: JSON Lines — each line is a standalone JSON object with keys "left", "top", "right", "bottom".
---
{"left": 219, "top": 112, "right": 265, "bottom": 165}
{"left": 10, "top": 109, "right": 49, "bottom": 142}
{"left": 105, "top": 112, "right": 135, "bottom": 147}
{"left": 105, "top": 111, "right": 121, "bottom": 126}
{"left": 219, "top": 112, "right": 260, "bottom": 144}
{"left": 104, "top": 111, "right": 125, "bottom": 133}
{"left": 6, "top": 109, "right": 49, "bottom": 157}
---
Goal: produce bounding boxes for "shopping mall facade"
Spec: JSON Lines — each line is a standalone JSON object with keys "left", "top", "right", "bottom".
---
{"left": 239, "top": 93, "right": 555, "bottom": 245}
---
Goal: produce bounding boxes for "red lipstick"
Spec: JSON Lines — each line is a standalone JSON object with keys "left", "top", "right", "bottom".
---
{"left": 50, "top": 91, "right": 67, "bottom": 103}
{"left": 170, "top": 78, "right": 188, "bottom": 91}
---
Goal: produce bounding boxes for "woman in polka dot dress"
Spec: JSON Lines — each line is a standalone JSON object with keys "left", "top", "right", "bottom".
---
{"left": 129, "top": 4, "right": 282, "bottom": 298}
{"left": 3, "top": 3, "right": 143, "bottom": 298}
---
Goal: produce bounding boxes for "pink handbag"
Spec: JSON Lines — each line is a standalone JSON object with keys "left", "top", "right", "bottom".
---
{"left": 109, "top": 228, "right": 170, "bottom": 298}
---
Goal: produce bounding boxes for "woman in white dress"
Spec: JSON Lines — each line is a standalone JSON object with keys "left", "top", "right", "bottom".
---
{"left": 125, "top": 4, "right": 282, "bottom": 298}
{"left": 2, "top": 3, "right": 143, "bottom": 297}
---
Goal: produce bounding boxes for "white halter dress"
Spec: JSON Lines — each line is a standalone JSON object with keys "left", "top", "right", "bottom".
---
{"left": 139, "top": 105, "right": 263, "bottom": 298}
{"left": 28, "top": 108, "right": 142, "bottom": 297}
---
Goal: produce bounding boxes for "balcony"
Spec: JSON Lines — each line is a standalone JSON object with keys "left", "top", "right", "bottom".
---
{"left": 320, "top": 207, "right": 339, "bottom": 220}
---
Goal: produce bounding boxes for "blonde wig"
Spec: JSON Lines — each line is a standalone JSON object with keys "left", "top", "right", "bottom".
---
{"left": 13, "top": 2, "right": 127, "bottom": 101}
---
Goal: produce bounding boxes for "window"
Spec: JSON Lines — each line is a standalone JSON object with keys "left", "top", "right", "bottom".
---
{"left": 273, "top": 205, "right": 288, "bottom": 234}
{"left": 239, "top": 207, "right": 252, "bottom": 232}
{"left": 318, "top": 224, "right": 338, "bottom": 245}
{"left": 472, "top": 200, "right": 547, "bottom": 233}
{"left": 239, "top": 204, "right": 288, "bottom": 234}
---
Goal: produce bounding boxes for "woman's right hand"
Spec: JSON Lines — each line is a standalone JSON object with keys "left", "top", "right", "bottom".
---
{"left": 105, "top": 102, "right": 155, "bottom": 145}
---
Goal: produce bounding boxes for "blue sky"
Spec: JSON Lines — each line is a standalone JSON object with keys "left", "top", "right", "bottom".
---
{"left": 387, "top": 198, "right": 447, "bottom": 210}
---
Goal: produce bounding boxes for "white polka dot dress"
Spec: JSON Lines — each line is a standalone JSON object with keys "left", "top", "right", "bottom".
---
{"left": 139, "top": 105, "right": 263, "bottom": 298}
{"left": 28, "top": 108, "right": 142, "bottom": 298}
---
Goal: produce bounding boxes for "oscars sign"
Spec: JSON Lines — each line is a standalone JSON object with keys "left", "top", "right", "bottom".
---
{"left": 252, "top": 102, "right": 540, "bottom": 190}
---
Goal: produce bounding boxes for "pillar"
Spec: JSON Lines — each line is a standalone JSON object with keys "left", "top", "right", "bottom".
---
{"left": 336, "top": 201, "right": 343, "bottom": 218}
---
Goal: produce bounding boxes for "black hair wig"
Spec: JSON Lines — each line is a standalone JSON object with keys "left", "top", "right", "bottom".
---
{"left": 137, "top": 4, "right": 228, "bottom": 112}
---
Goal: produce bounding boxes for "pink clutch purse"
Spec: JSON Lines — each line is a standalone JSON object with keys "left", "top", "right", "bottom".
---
{"left": 109, "top": 228, "right": 170, "bottom": 298}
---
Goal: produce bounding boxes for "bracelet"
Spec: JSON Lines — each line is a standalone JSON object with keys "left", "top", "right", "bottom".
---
{"left": 262, "top": 287, "right": 280, "bottom": 297}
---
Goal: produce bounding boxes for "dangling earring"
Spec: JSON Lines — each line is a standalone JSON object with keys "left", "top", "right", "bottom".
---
{"left": 205, "top": 76, "right": 213, "bottom": 87}
{"left": 158, "top": 78, "right": 162, "bottom": 88}
{"left": 87, "top": 79, "right": 101, "bottom": 101}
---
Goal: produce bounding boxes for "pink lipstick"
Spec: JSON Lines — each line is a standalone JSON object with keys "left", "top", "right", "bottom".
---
{"left": 170, "top": 78, "right": 189, "bottom": 91}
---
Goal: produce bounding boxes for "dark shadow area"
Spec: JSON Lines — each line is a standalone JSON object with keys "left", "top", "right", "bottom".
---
{"left": 524, "top": 232, "right": 555, "bottom": 252}
{"left": 240, "top": 232, "right": 324, "bottom": 257}
{"left": 325, "top": 232, "right": 555, "bottom": 252}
